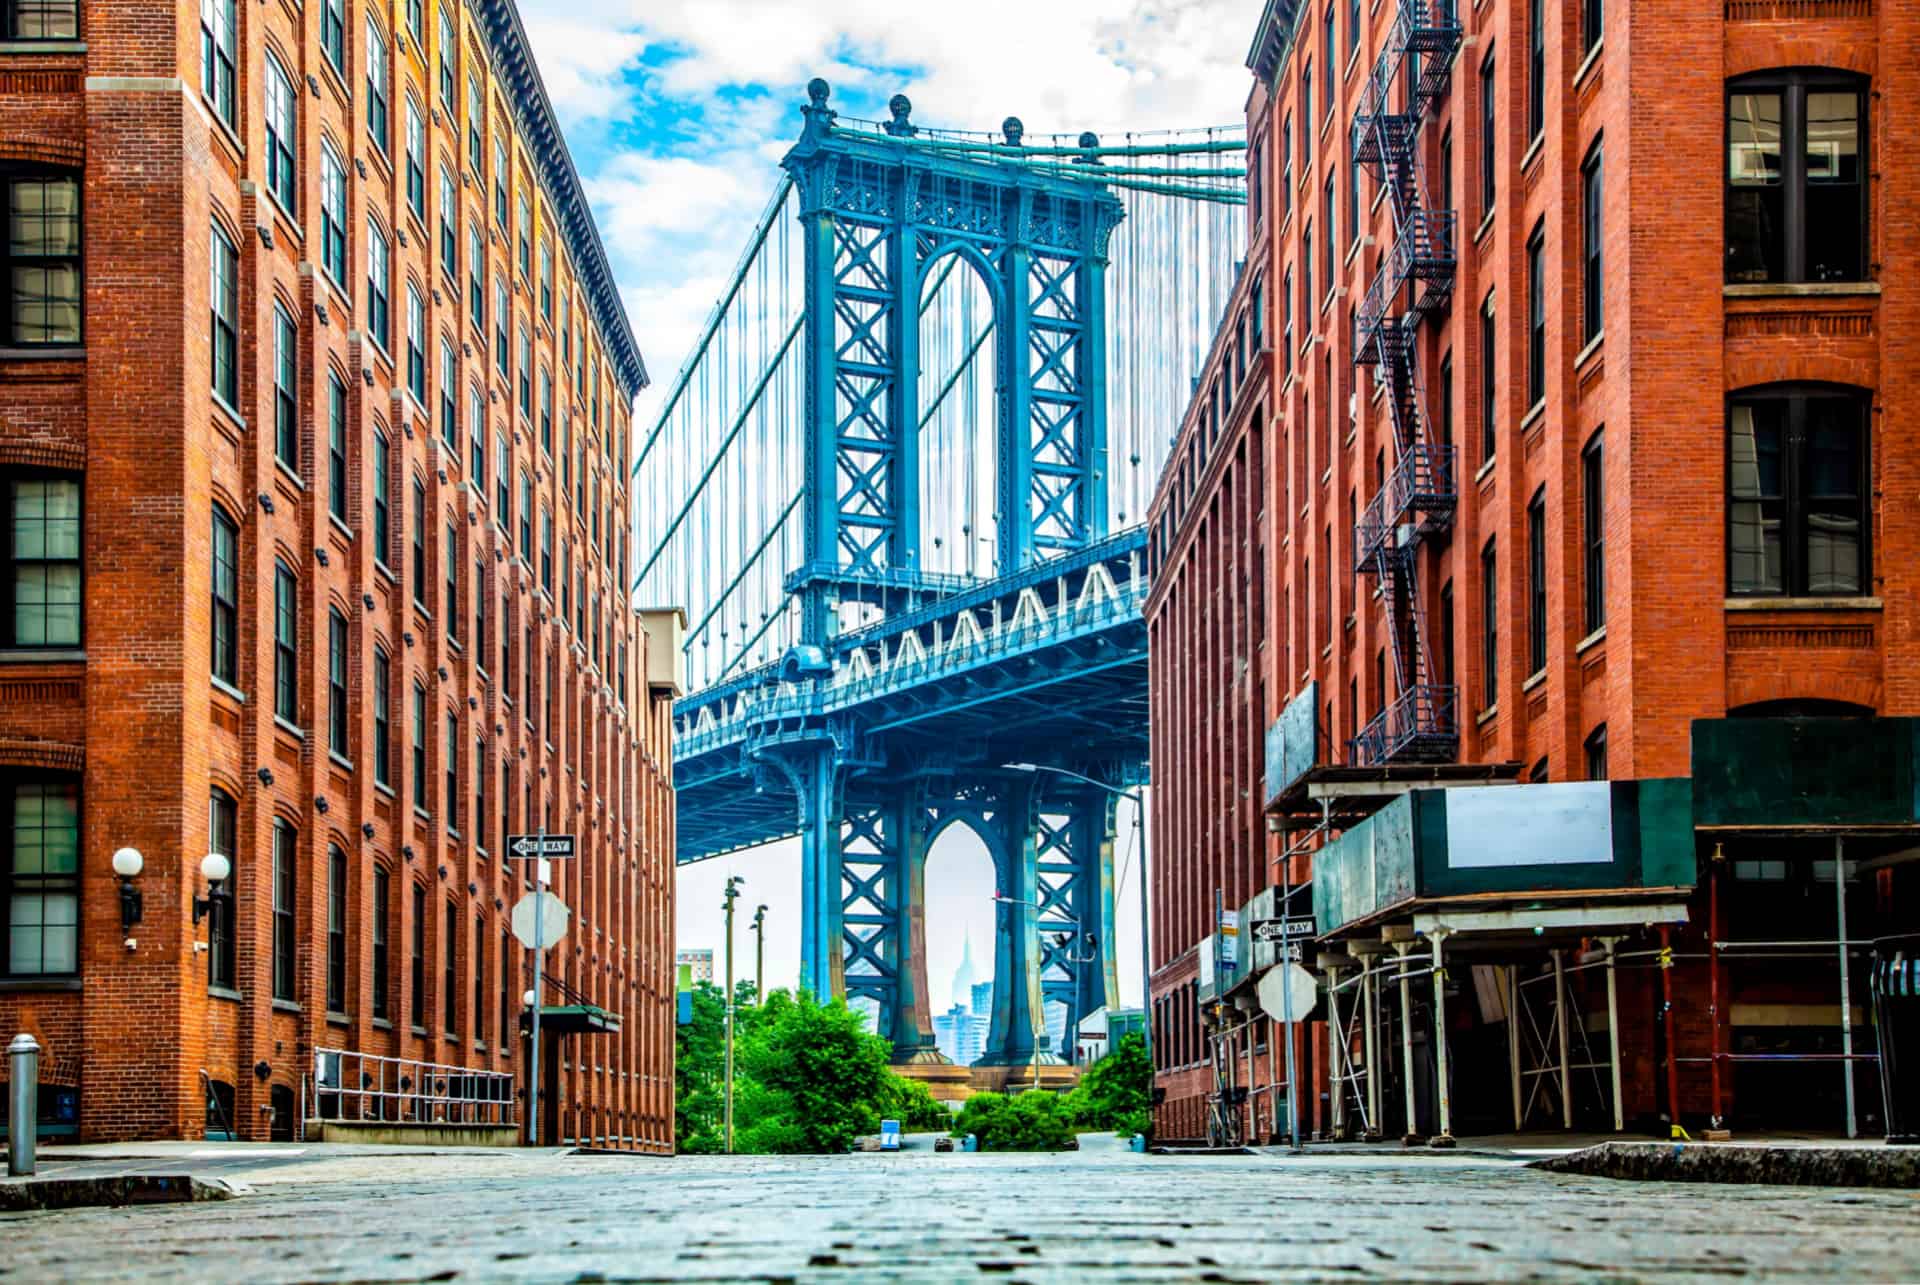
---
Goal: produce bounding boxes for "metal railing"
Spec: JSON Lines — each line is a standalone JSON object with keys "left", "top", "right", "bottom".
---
{"left": 310, "top": 1049, "right": 517, "bottom": 1128}
{"left": 1348, "top": 683, "right": 1460, "bottom": 766}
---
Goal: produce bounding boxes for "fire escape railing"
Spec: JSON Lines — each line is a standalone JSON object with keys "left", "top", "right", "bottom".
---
{"left": 1348, "top": 0, "right": 1463, "bottom": 767}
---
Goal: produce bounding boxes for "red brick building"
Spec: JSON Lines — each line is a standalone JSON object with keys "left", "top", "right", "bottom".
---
{"left": 0, "top": 0, "right": 680, "bottom": 1150}
{"left": 1146, "top": 0, "right": 1917, "bottom": 1143}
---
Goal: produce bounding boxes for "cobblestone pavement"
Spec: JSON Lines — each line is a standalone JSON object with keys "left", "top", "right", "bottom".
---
{"left": 2, "top": 1146, "right": 1916, "bottom": 1282}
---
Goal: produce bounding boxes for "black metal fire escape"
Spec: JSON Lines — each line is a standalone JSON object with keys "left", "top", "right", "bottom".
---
{"left": 1349, "top": 0, "right": 1463, "bottom": 766}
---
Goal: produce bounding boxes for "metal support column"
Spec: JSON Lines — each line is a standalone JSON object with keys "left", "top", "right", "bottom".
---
{"left": 1396, "top": 940, "right": 1418, "bottom": 1143}
{"left": 1836, "top": 835, "right": 1857, "bottom": 1139}
{"left": 1507, "top": 965, "right": 1522, "bottom": 1132}
{"left": 1604, "top": 938, "right": 1624, "bottom": 1133}
{"left": 1554, "top": 949, "right": 1572, "bottom": 1130}
{"left": 1430, "top": 930, "right": 1453, "bottom": 1145}
{"left": 1363, "top": 957, "right": 1382, "bottom": 1134}
{"left": 1327, "top": 964, "right": 1345, "bottom": 1138}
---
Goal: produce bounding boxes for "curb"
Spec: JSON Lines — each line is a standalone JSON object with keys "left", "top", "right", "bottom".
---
{"left": 0, "top": 1174, "right": 248, "bottom": 1212}
{"left": 1533, "top": 1141, "right": 1920, "bottom": 1188}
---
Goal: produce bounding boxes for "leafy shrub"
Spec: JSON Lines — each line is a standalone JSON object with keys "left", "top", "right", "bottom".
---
{"left": 953, "top": 1089, "right": 1077, "bottom": 1152}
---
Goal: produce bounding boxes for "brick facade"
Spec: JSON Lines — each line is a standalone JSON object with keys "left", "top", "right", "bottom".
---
{"left": 1146, "top": 0, "right": 1914, "bottom": 1140}
{"left": 0, "top": 0, "right": 677, "bottom": 1151}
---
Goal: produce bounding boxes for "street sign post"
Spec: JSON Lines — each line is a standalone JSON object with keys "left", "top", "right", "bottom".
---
{"left": 508, "top": 831, "right": 574, "bottom": 1146}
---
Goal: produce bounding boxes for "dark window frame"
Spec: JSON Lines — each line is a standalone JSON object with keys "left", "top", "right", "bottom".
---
{"left": 1527, "top": 488, "right": 1547, "bottom": 676}
{"left": 1582, "top": 140, "right": 1604, "bottom": 341}
{"left": 0, "top": 169, "right": 82, "bottom": 348}
{"left": 208, "top": 787, "right": 236, "bottom": 989}
{"left": 211, "top": 504, "right": 238, "bottom": 683}
{"left": 4, "top": 0, "right": 77, "bottom": 39}
{"left": 1, "top": 774, "right": 81, "bottom": 979}
{"left": 1727, "top": 384, "right": 1871, "bottom": 598}
{"left": 1725, "top": 70, "right": 1868, "bottom": 285}
{"left": 5, "top": 469, "right": 81, "bottom": 650}
{"left": 271, "top": 818, "right": 296, "bottom": 1002}
{"left": 1526, "top": 222, "right": 1546, "bottom": 408}
{"left": 326, "top": 843, "right": 347, "bottom": 1013}
{"left": 1583, "top": 430, "right": 1605, "bottom": 631}
{"left": 372, "top": 865, "right": 391, "bottom": 1021}
{"left": 273, "top": 560, "right": 298, "bottom": 723}
{"left": 328, "top": 606, "right": 349, "bottom": 753}
{"left": 1480, "top": 538, "right": 1498, "bottom": 709}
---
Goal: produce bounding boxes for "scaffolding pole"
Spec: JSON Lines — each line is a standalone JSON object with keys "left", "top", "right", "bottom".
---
{"left": 1363, "top": 956, "right": 1382, "bottom": 1135}
{"left": 1431, "top": 930, "right": 1454, "bottom": 1146}
{"left": 1554, "top": 950, "right": 1572, "bottom": 1131}
{"left": 1836, "top": 835, "right": 1857, "bottom": 1139}
{"left": 1604, "top": 938, "right": 1624, "bottom": 1133}
{"left": 1327, "top": 963, "right": 1346, "bottom": 1138}
{"left": 1508, "top": 965, "right": 1522, "bottom": 1131}
{"left": 1396, "top": 940, "right": 1418, "bottom": 1144}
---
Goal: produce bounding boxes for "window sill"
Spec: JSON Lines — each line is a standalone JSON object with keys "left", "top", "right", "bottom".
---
{"left": 1576, "top": 625, "right": 1607, "bottom": 654}
{"left": 1724, "top": 282, "right": 1880, "bottom": 299}
{"left": 1473, "top": 209, "right": 1495, "bottom": 246}
{"left": 372, "top": 1017, "right": 393, "bottom": 1031}
{"left": 328, "top": 750, "right": 354, "bottom": 772}
{"left": 0, "top": 345, "right": 83, "bottom": 362}
{"left": 375, "top": 780, "right": 396, "bottom": 800}
{"left": 410, "top": 1025, "right": 428, "bottom": 1037}
{"left": 1725, "top": 596, "right": 1882, "bottom": 611}
{"left": 1573, "top": 37, "right": 1604, "bottom": 90}
{"left": 274, "top": 458, "right": 306, "bottom": 492}
{"left": 211, "top": 676, "right": 246, "bottom": 704}
{"left": 0, "top": 976, "right": 81, "bottom": 993}
{"left": 414, "top": 805, "right": 432, "bottom": 822}
{"left": 1522, "top": 668, "right": 1547, "bottom": 694}
{"left": 1520, "top": 399, "right": 1546, "bottom": 433}
{"left": 1520, "top": 133, "right": 1544, "bottom": 176}
{"left": 0, "top": 40, "right": 85, "bottom": 54}
{"left": 0, "top": 648, "right": 84, "bottom": 664}
{"left": 210, "top": 390, "right": 247, "bottom": 432}
{"left": 273, "top": 716, "right": 306, "bottom": 741}
{"left": 328, "top": 513, "right": 356, "bottom": 544}
{"left": 1475, "top": 456, "right": 1496, "bottom": 485}
{"left": 375, "top": 559, "right": 397, "bottom": 586}
{"left": 272, "top": 998, "right": 302, "bottom": 1015}
{"left": 1476, "top": 704, "right": 1499, "bottom": 727}
{"left": 1575, "top": 332, "right": 1604, "bottom": 371}
{"left": 208, "top": 985, "right": 243, "bottom": 1003}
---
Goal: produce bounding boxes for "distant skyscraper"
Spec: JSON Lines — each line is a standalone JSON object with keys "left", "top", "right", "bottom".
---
{"left": 676, "top": 948, "right": 714, "bottom": 984}
{"left": 933, "top": 938, "right": 991, "bottom": 1064}
{"left": 950, "top": 935, "right": 981, "bottom": 1010}
{"left": 971, "top": 981, "right": 993, "bottom": 1018}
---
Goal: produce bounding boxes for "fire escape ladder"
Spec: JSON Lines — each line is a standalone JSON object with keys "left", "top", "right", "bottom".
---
{"left": 1347, "top": 0, "right": 1462, "bottom": 768}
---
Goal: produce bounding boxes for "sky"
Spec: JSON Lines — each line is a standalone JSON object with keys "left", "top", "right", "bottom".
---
{"left": 515, "top": 0, "right": 1252, "bottom": 1012}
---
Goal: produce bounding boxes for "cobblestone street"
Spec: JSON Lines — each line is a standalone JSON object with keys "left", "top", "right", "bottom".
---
{"left": 2, "top": 1145, "right": 1916, "bottom": 1282}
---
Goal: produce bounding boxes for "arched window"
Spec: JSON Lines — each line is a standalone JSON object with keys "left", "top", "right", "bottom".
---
{"left": 1727, "top": 70, "right": 1867, "bottom": 284}
{"left": 1728, "top": 385, "right": 1869, "bottom": 597}
{"left": 208, "top": 787, "right": 237, "bottom": 989}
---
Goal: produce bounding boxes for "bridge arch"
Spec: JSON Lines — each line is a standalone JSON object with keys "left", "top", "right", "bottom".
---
{"left": 916, "top": 247, "right": 1002, "bottom": 581}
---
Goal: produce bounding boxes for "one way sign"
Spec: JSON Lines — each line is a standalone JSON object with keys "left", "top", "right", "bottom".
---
{"left": 507, "top": 833, "right": 576, "bottom": 860}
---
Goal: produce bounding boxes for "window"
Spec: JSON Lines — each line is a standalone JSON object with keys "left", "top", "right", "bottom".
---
{"left": 328, "top": 607, "right": 349, "bottom": 753}
{"left": 1440, "top": 580, "right": 1455, "bottom": 691}
{"left": 1479, "top": 50, "right": 1496, "bottom": 218}
{"left": 1348, "top": 0, "right": 1360, "bottom": 55}
{"left": 367, "top": 222, "right": 391, "bottom": 352}
{"left": 1479, "top": 291, "right": 1496, "bottom": 464}
{"left": 1585, "top": 725, "right": 1609, "bottom": 780}
{"left": 1726, "top": 72, "right": 1865, "bottom": 284}
{"left": 468, "top": 226, "right": 484, "bottom": 332}
{"left": 474, "top": 912, "right": 487, "bottom": 1041}
{"left": 407, "top": 286, "right": 427, "bottom": 403}
{"left": 208, "top": 789, "right": 236, "bottom": 989}
{"left": 4, "top": 780, "right": 78, "bottom": 977}
{"left": 326, "top": 845, "right": 347, "bottom": 1012}
{"left": 321, "top": 0, "right": 344, "bottom": 73}
{"left": 3, "top": 172, "right": 80, "bottom": 346}
{"left": 1581, "top": 143, "right": 1603, "bottom": 341}
{"left": 493, "top": 139, "right": 509, "bottom": 229}
{"left": 469, "top": 386, "right": 486, "bottom": 487}
{"left": 518, "top": 471, "right": 532, "bottom": 557}
{"left": 518, "top": 328, "right": 532, "bottom": 416}
{"left": 540, "top": 371, "right": 553, "bottom": 453}
{"left": 443, "top": 900, "right": 458, "bottom": 1035}
{"left": 540, "top": 240, "right": 553, "bottom": 318}
{"left": 560, "top": 543, "right": 570, "bottom": 624}
{"left": 1585, "top": 0, "right": 1603, "bottom": 51}
{"left": 1527, "top": 489, "right": 1546, "bottom": 676}
{"left": 493, "top": 280, "right": 508, "bottom": 379}
{"left": 327, "top": 373, "right": 348, "bottom": 522}
{"left": 444, "top": 711, "right": 459, "bottom": 831}
{"left": 271, "top": 305, "right": 298, "bottom": 468}
{"left": 1583, "top": 431, "right": 1605, "bottom": 632}
{"left": 405, "top": 97, "right": 426, "bottom": 220}
{"left": 1322, "top": 173, "right": 1335, "bottom": 297}
{"left": 1728, "top": 386, "right": 1868, "bottom": 597}
{"left": 411, "top": 478, "right": 427, "bottom": 603}
{"left": 209, "top": 222, "right": 237, "bottom": 404}
{"left": 271, "top": 819, "right": 296, "bottom": 1001}
{"left": 439, "top": 166, "right": 458, "bottom": 278}
{"left": 411, "top": 682, "right": 428, "bottom": 809}
{"left": 439, "top": 338, "right": 457, "bottom": 449}
{"left": 1480, "top": 539, "right": 1498, "bottom": 708}
{"left": 263, "top": 53, "right": 297, "bottom": 211}
{"left": 1437, "top": 351, "right": 1453, "bottom": 449}
{"left": 199, "top": 0, "right": 236, "bottom": 127}
{"left": 517, "top": 192, "right": 531, "bottom": 276}
{"left": 273, "top": 561, "right": 298, "bottom": 722}
{"left": 373, "top": 432, "right": 392, "bottom": 564}
{"left": 1302, "top": 66, "right": 1312, "bottom": 165}
{"left": 5, "top": 0, "right": 76, "bottom": 37}
{"left": 438, "top": 5, "right": 456, "bottom": 105}
{"left": 540, "top": 508, "right": 553, "bottom": 593}
{"left": 1528, "top": 0, "right": 1544, "bottom": 142}
{"left": 1526, "top": 223, "right": 1545, "bottom": 408}
{"left": 407, "top": 0, "right": 423, "bottom": 39}
{"left": 211, "top": 505, "right": 238, "bottom": 683}
{"left": 467, "top": 75, "right": 484, "bottom": 170}
{"left": 366, "top": 16, "right": 390, "bottom": 152}
{"left": 373, "top": 647, "right": 392, "bottom": 787}
{"left": 475, "top": 558, "right": 488, "bottom": 660}
{"left": 320, "top": 143, "right": 347, "bottom": 285}
{"left": 445, "top": 520, "right": 459, "bottom": 642}
{"left": 494, "top": 433, "right": 510, "bottom": 524}
{"left": 372, "top": 866, "right": 391, "bottom": 1021}
{"left": 411, "top": 883, "right": 426, "bottom": 1025}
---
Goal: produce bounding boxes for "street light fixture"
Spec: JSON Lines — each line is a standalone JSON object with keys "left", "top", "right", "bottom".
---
{"left": 111, "top": 847, "right": 143, "bottom": 933}
{"left": 192, "top": 852, "right": 232, "bottom": 926}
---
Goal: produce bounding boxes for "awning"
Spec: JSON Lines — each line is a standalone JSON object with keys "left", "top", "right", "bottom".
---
{"left": 520, "top": 1004, "right": 622, "bottom": 1036}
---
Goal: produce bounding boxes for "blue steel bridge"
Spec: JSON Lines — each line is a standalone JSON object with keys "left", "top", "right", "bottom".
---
{"left": 632, "top": 81, "right": 1245, "bottom": 1067}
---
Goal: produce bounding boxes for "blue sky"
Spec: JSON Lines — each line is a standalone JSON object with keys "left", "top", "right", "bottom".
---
{"left": 516, "top": 0, "right": 1250, "bottom": 1006}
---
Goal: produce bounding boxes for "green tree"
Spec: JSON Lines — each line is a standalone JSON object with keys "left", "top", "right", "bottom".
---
{"left": 1070, "top": 1031, "right": 1152, "bottom": 1136}
{"left": 674, "top": 978, "right": 765, "bottom": 1154}
{"left": 735, "top": 989, "right": 893, "bottom": 1154}
{"left": 876, "top": 1071, "right": 952, "bottom": 1132}
{"left": 952, "top": 1090, "right": 1078, "bottom": 1151}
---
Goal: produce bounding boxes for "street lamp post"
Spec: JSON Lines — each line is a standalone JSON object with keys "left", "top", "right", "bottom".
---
{"left": 722, "top": 875, "right": 744, "bottom": 1154}
{"left": 1004, "top": 764, "right": 1152, "bottom": 1072}
{"left": 751, "top": 904, "right": 768, "bottom": 1004}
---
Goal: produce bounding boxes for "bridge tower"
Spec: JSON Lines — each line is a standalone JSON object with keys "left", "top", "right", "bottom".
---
{"left": 766, "top": 80, "right": 1128, "bottom": 1069}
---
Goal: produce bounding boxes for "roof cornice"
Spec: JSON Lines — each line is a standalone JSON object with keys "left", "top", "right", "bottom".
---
{"left": 473, "top": 0, "right": 649, "bottom": 400}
